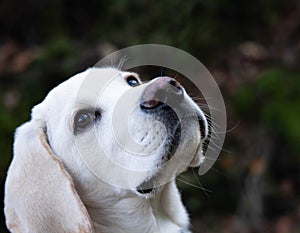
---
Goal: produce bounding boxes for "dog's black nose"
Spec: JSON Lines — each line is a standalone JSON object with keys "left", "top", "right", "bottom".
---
{"left": 140, "top": 77, "right": 183, "bottom": 110}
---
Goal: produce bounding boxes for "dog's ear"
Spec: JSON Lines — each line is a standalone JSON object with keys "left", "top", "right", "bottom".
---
{"left": 4, "top": 119, "right": 94, "bottom": 233}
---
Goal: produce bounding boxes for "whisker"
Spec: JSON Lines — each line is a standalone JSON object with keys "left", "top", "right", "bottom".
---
{"left": 174, "top": 72, "right": 179, "bottom": 80}
{"left": 204, "top": 139, "right": 231, "bottom": 153}
{"left": 198, "top": 163, "right": 226, "bottom": 176}
{"left": 176, "top": 177, "right": 212, "bottom": 195}
{"left": 117, "top": 55, "right": 128, "bottom": 70}
{"left": 191, "top": 169, "right": 211, "bottom": 197}
{"left": 190, "top": 96, "right": 216, "bottom": 101}
{"left": 198, "top": 105, "right": 223, "bottom": 113}
{"left": 224, "top": 121, "right": 240, "bottom": 134}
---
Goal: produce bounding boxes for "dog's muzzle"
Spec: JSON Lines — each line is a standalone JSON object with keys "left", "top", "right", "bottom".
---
{"left": 135, "top": 77, "right": 184, "bottom": 195}
{"left": 139, "top": 76, "right": 183, "bottom": 160}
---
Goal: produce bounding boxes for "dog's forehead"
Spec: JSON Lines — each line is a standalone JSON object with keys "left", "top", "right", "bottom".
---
{"left": 52, "top": 68, "right": 135, "bottom": 102}
{"left": 32, "top": 68, "right": 137, "bottom": 118}
{"left": 50, "top": 67, "right": 130, "bottom": 100}
{"left": 72, "top": 68, "right": 139, "bottom": 108}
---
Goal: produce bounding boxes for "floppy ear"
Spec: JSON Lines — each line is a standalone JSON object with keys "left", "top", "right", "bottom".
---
{"left": 4, "top": 119, "right": 94, "bottom": 233}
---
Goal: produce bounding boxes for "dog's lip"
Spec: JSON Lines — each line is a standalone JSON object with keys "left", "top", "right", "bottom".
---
{"left": 196, "top": 113, "right": 207, "bottom": 140}
{"left": 136, "top": 176, "right": 157, "bottom": 195}
{"left": 136, "top": 187, "right": 155, "bottom": 195}
{"left": 162, "top": 122, "right": 181, "bottom": 162}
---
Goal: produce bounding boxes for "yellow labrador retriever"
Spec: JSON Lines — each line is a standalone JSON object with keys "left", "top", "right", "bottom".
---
{"left": 4, "top": 67, "right": 208, "bottom": 233}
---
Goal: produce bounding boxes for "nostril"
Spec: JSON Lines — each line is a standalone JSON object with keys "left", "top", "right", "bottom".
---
{"left": 169, "top": 79, "right": 176, "bottom": 86}
{"left": 140, "top": 100, "right": 162, "bottom": 110}
{"left": 168, "top": 78, "right": 181, "bottom": 90}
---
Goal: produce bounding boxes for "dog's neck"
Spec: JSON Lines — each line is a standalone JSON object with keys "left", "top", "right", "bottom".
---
{"left": 84, "top": 181, "right": 190, "bottom": 233}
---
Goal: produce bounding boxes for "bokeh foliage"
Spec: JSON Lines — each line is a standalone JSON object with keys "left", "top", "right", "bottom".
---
{"left": 235, "top": 68, "right": 300, "bottom": 154}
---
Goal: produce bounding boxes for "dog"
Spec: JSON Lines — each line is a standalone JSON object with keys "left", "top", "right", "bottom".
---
{"left": 4, "top": 67, "right": 209, "bottom": 233}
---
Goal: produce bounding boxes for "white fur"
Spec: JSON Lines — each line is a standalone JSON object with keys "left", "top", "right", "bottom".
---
{"left": 4, "top": 67, "right": 207, "bottom": 233}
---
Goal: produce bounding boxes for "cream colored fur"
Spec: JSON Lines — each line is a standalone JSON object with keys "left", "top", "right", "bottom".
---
{"left": 4, "top": 67, "right": 208, "bottom": 233}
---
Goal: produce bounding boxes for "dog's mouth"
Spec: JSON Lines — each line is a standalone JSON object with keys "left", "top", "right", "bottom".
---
{"left": 137, "top": 188, "right": 154, "bottom": 195}
{"left": 136, "top": 179, "right": 155, "bottom": 195}
{"left": 154, "top": 104, "right": 182, "bottom": 161}
{"left": 135, "top": 161, "right": 175, "bottom": 196}
{"left": 162, "top": 121, "right": 181, "bottom": 162}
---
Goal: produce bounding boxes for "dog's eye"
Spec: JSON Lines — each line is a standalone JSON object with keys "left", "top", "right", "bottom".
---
{"left": 74, "top": 110, "right": 93, "bottom": 131}
{"left": 126, "top": 76, "right": 140, "bottom": 87}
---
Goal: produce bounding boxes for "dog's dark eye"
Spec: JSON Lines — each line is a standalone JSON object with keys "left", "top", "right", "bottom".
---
{"left": 126, "top": 76, "right": 140, "bottom": 87}
{"left": 74, "top": 111, "right": 92, "bottom": 131}
{"left": 74, "top": 110, "right": 101, "bottom": 132}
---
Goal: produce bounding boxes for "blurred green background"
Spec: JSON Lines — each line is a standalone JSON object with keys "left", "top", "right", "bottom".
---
{"left": 1, "top": 0, "right": 300, "bottom": 232}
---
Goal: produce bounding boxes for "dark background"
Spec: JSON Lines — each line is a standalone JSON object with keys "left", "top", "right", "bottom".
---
{"left": 1, "top": 0, "right": 300, "bottom": 232}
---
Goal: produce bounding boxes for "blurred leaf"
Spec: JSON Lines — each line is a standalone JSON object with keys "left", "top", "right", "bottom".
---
{"left": 234, "top": 67, "right": 300, "bottom": 155}
{"left": 39, "top": 37, "right": 75, "bottom": 61}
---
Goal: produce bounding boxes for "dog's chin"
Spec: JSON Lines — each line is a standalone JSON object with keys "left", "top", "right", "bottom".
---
{"left": 134, "top": 123, "right": 182, "bottom": 196}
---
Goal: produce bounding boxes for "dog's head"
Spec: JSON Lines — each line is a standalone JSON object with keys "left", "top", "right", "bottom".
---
{"left": 5, "top": 67, "right": 209, "bottom": 232}
{"left": 33, "top": 67, "right": 208, "bottom": 195}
